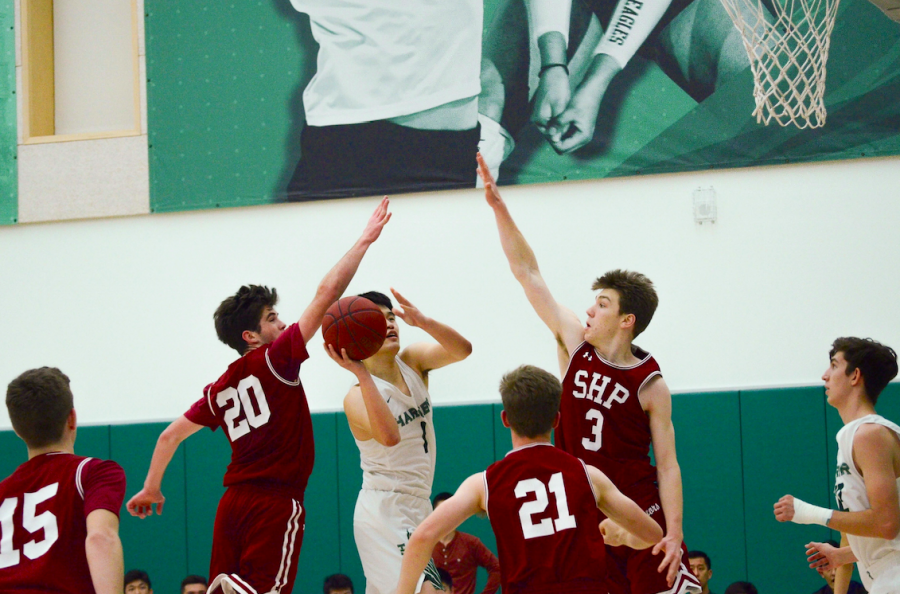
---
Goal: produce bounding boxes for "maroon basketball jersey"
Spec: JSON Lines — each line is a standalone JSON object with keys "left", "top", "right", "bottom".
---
{"left": 185, "top": 322, "right": 314, "bottom": 500}
{"left": 484, "top": 443, "right": 606, "bottom": 594}
{"left": 557, "top": 342, "right": 661, "bottom": 492}
{"left": 0, "top": 452, "right": 126, "bottom": 594}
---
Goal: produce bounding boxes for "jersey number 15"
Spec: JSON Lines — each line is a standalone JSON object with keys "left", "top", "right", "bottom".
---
{"left": 0, "top": 483, "right": 59, "bottom": 568}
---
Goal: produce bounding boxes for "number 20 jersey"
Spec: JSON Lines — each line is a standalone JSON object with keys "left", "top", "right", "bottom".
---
{"left": 484, "top": 443, "right": 606, "bottom": 594}
{"left": 185, "top": 323, "right": 314, "bottom": 501}
{"left": 557, "top": 342, "right": 661, "bottom": 492}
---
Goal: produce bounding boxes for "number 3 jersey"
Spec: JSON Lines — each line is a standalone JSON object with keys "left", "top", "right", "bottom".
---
{"left": 185, "top": 322, "right": 314, "bottom": 501}
{"left": 558, "top": 342, "right": 661, "bottom": 492}
{"left": 0, "top": 452, "right": 126, "bottom": 594}
{"left": 484, "top": 443, "right": 606, "bottom": 594}
{"left": 356, "top": 357, "right": 436, "bottom": 499}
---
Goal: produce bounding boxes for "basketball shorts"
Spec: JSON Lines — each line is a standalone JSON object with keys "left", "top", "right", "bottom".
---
{"left": 285, "top": 121, "right": 480, "bottom": 202}
{"left": 604, "top": 483, "right": 701, "bottom": 594}
{"left": 354, "top": 489, "right": 443, "bottom": 594}
{"left": 867, "top": 550, "right": 900, "bottom": 594}
{"left": 207, "top": 484, "right": 305, "bottom": 594}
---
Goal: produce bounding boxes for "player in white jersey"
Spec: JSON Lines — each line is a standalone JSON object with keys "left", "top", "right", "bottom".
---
{"left": 324, "top": 289, "right": 472, "bottom": 594}
{"left": 774, "top": 337, "right": 900, "bottom": 594}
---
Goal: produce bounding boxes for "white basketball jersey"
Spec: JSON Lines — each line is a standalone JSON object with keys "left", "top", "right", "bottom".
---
{"left": 290, "top": 0, "right": 482, "bottom": 126}
{"left": 356, "top": 357, "right": 436, "bottom": 499}
{"left": 835, "top": 414, "right": 900, "bottom": 588}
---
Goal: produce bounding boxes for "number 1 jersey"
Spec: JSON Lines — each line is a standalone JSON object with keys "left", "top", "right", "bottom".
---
{"left": 484, "top": 443, "right": 606, "bottom": 594}
{"left": 557, "top": 342, "right": 661, "bottom": 492}
{"left": 0, "top": 452, "right": 126, "bottom": 594}
{"left": 185, "top": 323, "right": 314, "bottom": 501}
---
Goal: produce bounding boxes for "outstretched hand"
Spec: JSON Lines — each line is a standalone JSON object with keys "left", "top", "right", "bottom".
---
{"left": 390, "top": 288, "right": 426, "bottom": 328}
{"left": 127, "top": 487, "right": 165, "bottom": 519}
{"left": 323, "top": 343, "right": 367, "bottom": 375}
{"left": 774, "top": 495, "right": 796, "bottom": 522}
{"left": 476, "top": 153, "right": 503, "bottom": 209}
{"left": 651, "top": 533, "right": 683, "bottom": 587}
{"left": 806, "top": 541, "right": 841, "bottom": 571}
{"left": 360, "top": 196, "right": 392, "bottom": 245}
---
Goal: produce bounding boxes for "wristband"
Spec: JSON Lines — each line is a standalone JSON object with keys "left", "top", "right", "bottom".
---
{"left": 539, "top": 63, "right": 569, "bottom": 77}
{"left": 792, "top": 498, "right": 834, "bottom": 526}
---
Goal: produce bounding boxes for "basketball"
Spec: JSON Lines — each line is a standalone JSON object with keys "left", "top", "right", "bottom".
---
{"left": 322, "top": 296, "right": 388, "bottom": 360}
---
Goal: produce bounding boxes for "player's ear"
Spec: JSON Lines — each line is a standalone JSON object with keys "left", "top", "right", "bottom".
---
{"left": 242, "top": 329, "right": 259, "bottom": 348}
{"left": 551, "top": 412, "right": 561, "bottom": 429}
{"left": 849, "top": 366, "right": 863, "bottom": 387}
{"left": 620, "top": 313, "right": 636, "bottom": 331}
{"left": 500, "top": 410, "right": 510, "bottom": 428}
{"left": 67, "top": 409, "right": 77, "bottom": 430}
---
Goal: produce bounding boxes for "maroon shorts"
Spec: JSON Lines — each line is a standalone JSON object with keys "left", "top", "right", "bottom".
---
{"left": 208, "top": 484, "right": 306, "bottom": 594}
{"left": 604, "top": 483, "right": 700, "bottom": 594}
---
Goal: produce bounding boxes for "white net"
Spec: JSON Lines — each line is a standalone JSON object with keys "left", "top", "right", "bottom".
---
{"left": 718, "top": 0, "right": 841, "bottom": 128}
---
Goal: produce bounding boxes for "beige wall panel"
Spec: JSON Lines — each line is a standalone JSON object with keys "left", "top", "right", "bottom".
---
{"left": 17, "top": 135, "right": 150, "bottom": 222}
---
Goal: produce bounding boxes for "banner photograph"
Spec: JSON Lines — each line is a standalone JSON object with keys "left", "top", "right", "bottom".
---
{"left": 144, "top": 0, "right": 899, "bottom": 211}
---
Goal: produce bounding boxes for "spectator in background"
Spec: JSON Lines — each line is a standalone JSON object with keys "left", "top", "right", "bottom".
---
{"left": 181, "top": 575, "right": 208, "bottom": 594}
{"left": 324, "top": 573, "right": 354, "bottom": 594}
{"left": 811, "top": 540, "right": 867, "bottom": 594}
{"left": 723, "top": 582, "right": 757, "bottom": 594}
{"left": 431, "top": 492, "right": 502, "bottom": 594}
{"left": 438, "top": 568, "right": 454, "bottom": 594}
{"left": 124, "top": 570, "right": 153, "bottom": 594}
{"left": 689, "top": 551, "right": 716, "bottom": 594}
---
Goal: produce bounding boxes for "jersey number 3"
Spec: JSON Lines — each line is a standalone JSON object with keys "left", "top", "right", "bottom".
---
{"left": 218, "top": 375, "right": 271, "bottom": 441}
{"left": 515, "top": 473, "right": 577, "bottom": 539}
{"left": 0, "top": 483, "right": 59, "bottom": 568}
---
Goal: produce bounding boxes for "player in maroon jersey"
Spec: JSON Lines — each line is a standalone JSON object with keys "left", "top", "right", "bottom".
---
{"left": 1, "top": 367, "right": 126, "bottom": 594}
{"left": 126, "top": 197, "right": 391, "bottom": 594}
{"left": 396, "top": 365, "right": 662, "bottom": 594}
{"left": 477, "top": 155, "right": 700, "bottom": 594}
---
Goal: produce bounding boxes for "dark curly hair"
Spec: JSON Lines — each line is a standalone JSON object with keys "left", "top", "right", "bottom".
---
{"left": 214, "top": 285, "right": 279, "bottom": 354}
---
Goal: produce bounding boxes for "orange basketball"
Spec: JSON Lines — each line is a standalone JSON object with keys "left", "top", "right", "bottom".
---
{"left": 322, "top": 296, "right": 388, "bottom": 360}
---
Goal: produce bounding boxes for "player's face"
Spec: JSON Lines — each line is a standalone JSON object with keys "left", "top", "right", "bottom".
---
{"left": 257, "top": 306, "right": 287, "bottom": 344}
{"left": 584, "top": 289, "right": 624, "bottom": 345}
{"left": 823, "top": 352, "right": 853, "bottom": 405}
{"left": 125, "top": 581, "right": 152, "bottom": 594}
{"left": 688, "top": 558, "right": 711, "bottom": 588}
{"left": 374, "top": 306, "right": 400, "bottom": 355}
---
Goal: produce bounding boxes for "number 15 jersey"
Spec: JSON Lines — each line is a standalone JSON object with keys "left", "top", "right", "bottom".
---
{"left": 484, "top": 443, "right": 606, "bottom": 594}
{"left": 557, "top": 342, "right": 661, "bottom": 493}
{"left": 185, "top": 323, "right": 314, "bottom": 501}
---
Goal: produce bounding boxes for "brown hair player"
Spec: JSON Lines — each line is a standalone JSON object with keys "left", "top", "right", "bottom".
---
{"left": 396, "top": 364, "right": 662, "bottom": 594}
{"left": 477, "top": 154, "right": 701, "bottom": 594}
{"left": 0, "top": 367, "right": 126, "bottom": 594}
{"left": 125, "top": 198, "right": 391, "bottom": 594}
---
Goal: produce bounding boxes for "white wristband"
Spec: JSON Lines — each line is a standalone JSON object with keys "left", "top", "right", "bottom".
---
{"left": 792, "top": 497, "right": 834, "bottom": 526}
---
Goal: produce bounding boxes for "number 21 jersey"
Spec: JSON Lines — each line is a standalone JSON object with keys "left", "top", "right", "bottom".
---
{"left": 484, "top": 443, "right": 606, "bottom": 594}
{"left": 185, "top": 323, "right": 314, "bottom": 501}
{"left": 557, "top": 342, "right": 661, "bottom": 492}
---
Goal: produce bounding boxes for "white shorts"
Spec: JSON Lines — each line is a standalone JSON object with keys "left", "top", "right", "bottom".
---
{"left": 354, "top": 489, "right": 441, "bottom": 594}
{"left": 870, "top": 560, "right": 900, "bottom": 594}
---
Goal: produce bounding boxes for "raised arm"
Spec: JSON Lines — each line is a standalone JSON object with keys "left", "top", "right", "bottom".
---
{"left": 397, "top": 474, "right": 487, "bottom": 594}
{"left": 477, "top": 154, "right": 584, "bottom": 359}
{"left": 642, "top": 376, "right": 685, "bottom": 587}
{"left": 297, "top": 197, "right": 391, "bottom": 343}
{"left": 330, "top": 345, "right": 401, "bottom": 446}
{"left": 392, "top": 288, "right": 472, "bottom": 379}
{"left": 126, "top": 415, "right": 202, "bottom": 518}
{"left": 588, "top": 465, "right": 663, "bottom": 547}
{"left": 85, "top": 509, "right": 124, "bottom": 594}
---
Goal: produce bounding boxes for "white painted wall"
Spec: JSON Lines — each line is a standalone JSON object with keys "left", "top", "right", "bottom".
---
{"left": 1, "top": 156, "right": 899, "bottom": 429}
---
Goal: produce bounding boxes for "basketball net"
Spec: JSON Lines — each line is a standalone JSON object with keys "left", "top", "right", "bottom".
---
{"left": 718, "top": 0, "right": 841, "bottom": 128}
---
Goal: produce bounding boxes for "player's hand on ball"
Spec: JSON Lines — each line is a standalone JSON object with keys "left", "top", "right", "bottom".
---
{"left": 324, "top": 343, "right": 367, "bottom": 374}
{"left": 390, "top": 288, "right": 425, "bottom": 328}
{"left": 652, "top": 533, "right": 682, "bottom": 587}
{"left": 127, "top": 487, "right": 165, "bottom": 519}
{"left": 774, "top": 495, "right": 795, "bottom": 522}
{"left": 806, "top": 541, "right": 840, "bottom": 571}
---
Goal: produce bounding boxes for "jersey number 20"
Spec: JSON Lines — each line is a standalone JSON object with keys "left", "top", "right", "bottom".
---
{"left": 218, "top": 375, "right": 271, "bottom": 441}
{"left": 515, "top": 473, "right": 577, "bottom": 539}
{"left": 0, "top": 483, "right": 59, "bottom": 568}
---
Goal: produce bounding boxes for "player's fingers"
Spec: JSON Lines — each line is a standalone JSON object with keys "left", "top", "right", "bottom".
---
{"left": 157, "top": 500, "right": 164, "bottom": 515}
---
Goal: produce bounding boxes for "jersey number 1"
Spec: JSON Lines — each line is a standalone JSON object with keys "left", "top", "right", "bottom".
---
{"left": 0, "top": 483, "right": 59, "bottom": 569}
{"left": 515, "top": 472, "right": 577, "bottom": 539}
{"left": 218, "top": 375, "right": 271, "bottom": 441}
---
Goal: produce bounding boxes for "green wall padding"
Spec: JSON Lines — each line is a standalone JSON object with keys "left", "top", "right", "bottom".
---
{"left": 3, "top": 386, "right": 899, "bottom": 594}
{"left": 0, "top": 0, "right": 16, "bottom": 225}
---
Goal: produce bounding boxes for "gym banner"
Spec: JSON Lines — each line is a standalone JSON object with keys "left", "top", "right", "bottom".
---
{"left": 146, "top": 0, "right": 900, "bottom": 212}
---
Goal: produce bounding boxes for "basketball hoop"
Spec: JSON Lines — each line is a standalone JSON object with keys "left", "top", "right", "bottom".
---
{"left": 718, "top": 0, "right": 841, "bottom": 128}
